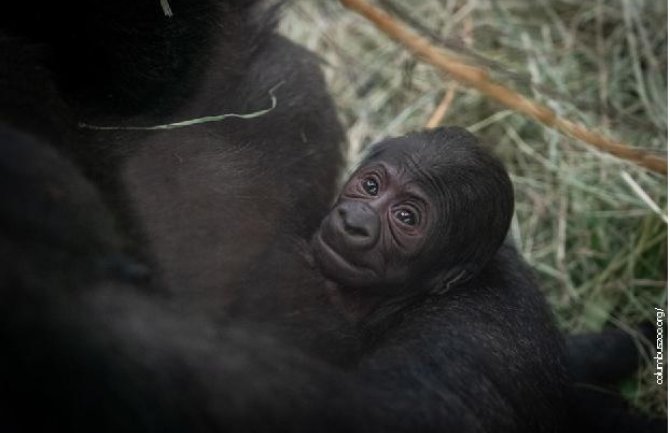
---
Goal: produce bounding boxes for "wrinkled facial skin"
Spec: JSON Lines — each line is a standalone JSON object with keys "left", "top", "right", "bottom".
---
{"left": 311, "top": 161, "right": 435, "bottom": 291}
{"left": 312, "top": 127, "right": 514, "bottom": 294}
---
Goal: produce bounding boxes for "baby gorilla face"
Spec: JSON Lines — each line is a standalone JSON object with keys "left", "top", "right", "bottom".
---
{"left": 311, "top": 127, "right": 514, "bottom": 294}
{"left": 311, "top": 160, "right": 435, "bottom": 290}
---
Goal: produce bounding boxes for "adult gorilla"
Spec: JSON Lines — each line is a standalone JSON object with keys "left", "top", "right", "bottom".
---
{"left": 0, "top": 1, "right": 645, "bottom": 433}
{"left": 0, "top": 0, "right": 344, "bottom": 309}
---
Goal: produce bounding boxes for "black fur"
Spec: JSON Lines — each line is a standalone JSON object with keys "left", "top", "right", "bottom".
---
{"left": 567, "top": 324, "right": 666, "bottom": 433}
{"left": 0, "top": 2, "right": 662, "bottom": 432}
{"left": 230, "top": 130, "right": 573, "bottom": 430}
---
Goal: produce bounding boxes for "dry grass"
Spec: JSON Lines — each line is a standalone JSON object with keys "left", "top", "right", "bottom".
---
{"left": 280, "top": 0, "right": 667, "bottom": 415}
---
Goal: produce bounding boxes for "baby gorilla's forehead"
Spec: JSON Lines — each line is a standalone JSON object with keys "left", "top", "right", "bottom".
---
{"left": 363, "top": 141, "right": 451, "bottom": 198}
{"left": 362, "top": 128, "right": 495, "bottom": 191}
{"left": 364, "top": 141, "right": 432, "bottom": 176}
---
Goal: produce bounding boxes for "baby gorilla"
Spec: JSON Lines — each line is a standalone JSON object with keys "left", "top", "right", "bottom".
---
{"left": 311, "top": 126, "right": 514, "bottom": 320}
{"left": 231, "top": 126, "right": 515, "bottom": 361}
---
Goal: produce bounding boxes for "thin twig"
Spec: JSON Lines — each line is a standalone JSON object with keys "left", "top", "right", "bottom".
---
{"left": 80, "top": 82, "right": 284, "bottom": 131}
{"left": 160, "top": 0, "right": 173, "bottom": 17}
{"left": 340, "top": 0, "right": 667, "bottom": 175}
{"left": 425, "top": 83, "right": 458, "bottom": 128}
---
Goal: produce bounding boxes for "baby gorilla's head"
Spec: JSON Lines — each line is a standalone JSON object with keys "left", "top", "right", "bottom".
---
{"left": 311, "top": 126, "right": 514, "bottom": 295}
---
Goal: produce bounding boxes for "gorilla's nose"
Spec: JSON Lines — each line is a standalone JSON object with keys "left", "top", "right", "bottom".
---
{"left": 336, "top": 201, "right": 380, "bottom": 249}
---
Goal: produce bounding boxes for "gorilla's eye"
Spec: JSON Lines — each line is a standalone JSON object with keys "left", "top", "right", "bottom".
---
{"left": 394, "top": 208, "right": 417, "bottom": 226}
{"left": 361, "top": 177, "right": 379, "bottom": 196}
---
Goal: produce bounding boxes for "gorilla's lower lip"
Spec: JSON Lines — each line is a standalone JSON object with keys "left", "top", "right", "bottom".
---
{"left": 313, "top": 232, "right": 377, "bottom": 282}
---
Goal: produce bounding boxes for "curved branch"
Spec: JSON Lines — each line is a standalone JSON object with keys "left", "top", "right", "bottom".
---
{"left": 340, "top": 0, "right": 667, "bottom": 176}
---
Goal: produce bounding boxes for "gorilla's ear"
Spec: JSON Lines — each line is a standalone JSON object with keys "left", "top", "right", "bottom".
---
{"left": 427, "top": 264, "right": 475, "bottom": 295}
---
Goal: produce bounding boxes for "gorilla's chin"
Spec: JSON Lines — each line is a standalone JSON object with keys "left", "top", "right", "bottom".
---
{"left": 310, "top": 231, "right": 379, "bottom": 289}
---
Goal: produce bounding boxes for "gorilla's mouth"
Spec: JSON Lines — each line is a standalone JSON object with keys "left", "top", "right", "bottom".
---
{"left": 311, "top": 232, "right": 378, "bottom": 286}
